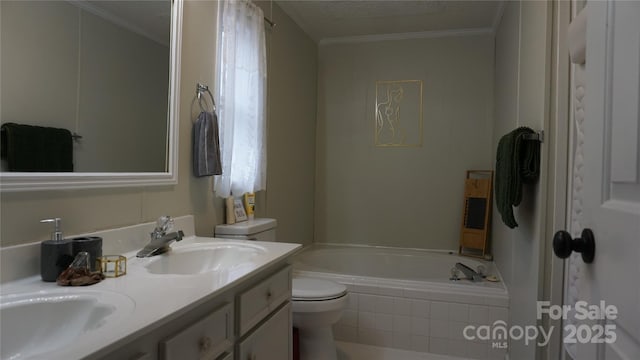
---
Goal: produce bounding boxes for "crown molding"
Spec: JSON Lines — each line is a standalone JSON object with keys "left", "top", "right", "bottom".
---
{"left": 67, "top": 0, "right": 169, "bottom": 47}
{"left": 319, "top": 27, "right": 494, "bottom": 46}
{"left": 492, "top": 1, "right": 507, "bottom": 33}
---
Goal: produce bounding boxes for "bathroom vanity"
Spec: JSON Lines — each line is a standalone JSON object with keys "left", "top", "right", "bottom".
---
{"left": 0, "top": 216, "right": 301, "bottom": 360}
{"left": 102, "top": 258, "right": 294, "bottom": 360}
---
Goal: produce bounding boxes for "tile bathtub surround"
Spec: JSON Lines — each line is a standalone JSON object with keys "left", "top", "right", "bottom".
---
{"left": 294, "top": 272, "right": 509, "bottom": 360}
{"left": 335, "top": 341, "right": 475, "bottom": 360}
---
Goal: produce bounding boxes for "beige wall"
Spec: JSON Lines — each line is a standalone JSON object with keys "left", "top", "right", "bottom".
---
{"left": 0, "top": 1, "right": 223, "bottom": 247}
{"left": 315, "top": 34, "right": 495, "bottom": 250}
{"left": 1, "top": 1, "right": 78, "bottom": 142}
{"left": 77, "top": 9, "right": 169, "bottom": 172}
{"left": 492, "top": 1, "right": 520, "bottom": 291}
{"left": 1, "top": 1, "right": 168, "bottom": 172}
{"left": 492, "top": 2, "right": 551, "bottom": 359}
{"left": 256, "top": 2, "right": 318, "bottom": 245}
{"left": 0, "top": 0, "right": 317, "bottom": 248}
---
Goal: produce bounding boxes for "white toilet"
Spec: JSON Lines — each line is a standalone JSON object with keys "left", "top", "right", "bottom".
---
{"left": 291, "top": 277, "right": 347, "bottom": 360}
{"left": 215, "top": 218, "right": 348, "bottom": 360}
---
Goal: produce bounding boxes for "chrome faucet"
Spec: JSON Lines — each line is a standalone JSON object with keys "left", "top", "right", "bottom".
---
{"left": 136, "top": 216, "right": 184, "bottom": 258}
{"left": 455, "top": 262, "right": 483, "bottom": 282}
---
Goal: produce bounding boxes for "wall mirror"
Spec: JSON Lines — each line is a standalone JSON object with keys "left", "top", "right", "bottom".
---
{"left": 0, "top": 0, "right": 182, "bottom": 191}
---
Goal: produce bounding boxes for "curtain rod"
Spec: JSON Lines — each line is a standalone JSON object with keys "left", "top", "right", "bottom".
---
{"left": 264, "top": 17, "right": 276, "bottom": 28}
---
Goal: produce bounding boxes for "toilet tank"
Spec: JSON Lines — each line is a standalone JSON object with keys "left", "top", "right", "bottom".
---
{"left": 214, "top": 218, "right": 277, "bottom": 241}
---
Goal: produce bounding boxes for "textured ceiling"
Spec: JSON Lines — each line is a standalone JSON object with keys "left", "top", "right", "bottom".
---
{"left": 276, "top": 0, "right": 504, "bottom": 42}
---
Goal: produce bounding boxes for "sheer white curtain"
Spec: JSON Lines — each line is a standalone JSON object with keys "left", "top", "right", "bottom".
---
{"left": 215, "top": 0, "right": 267, "bottom": 197}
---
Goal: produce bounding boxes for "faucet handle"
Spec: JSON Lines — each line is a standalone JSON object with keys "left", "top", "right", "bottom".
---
{"left": 476, "top": 265, "right": 486, "bottom": 276}
{"left": 450, "top": 267, "right": 460, "bottom": 281}
{"left": 155, "top": 215, "right": 174, "bottom": 233}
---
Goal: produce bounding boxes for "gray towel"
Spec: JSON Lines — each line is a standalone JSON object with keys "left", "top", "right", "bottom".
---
{"left": 193, "top": 111, "right": 222, "bottom": 177}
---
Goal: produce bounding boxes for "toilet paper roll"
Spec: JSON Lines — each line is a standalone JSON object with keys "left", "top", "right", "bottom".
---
{"left": 568, "top": 8, "right": 587, "bottom": 64}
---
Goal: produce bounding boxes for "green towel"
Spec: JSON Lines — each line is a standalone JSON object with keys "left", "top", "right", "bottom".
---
{"left": 495, "top": 127, "right": 540, "bottom": 228}
{"left": 1, "top": 122, "right": 73, "bottom": 172}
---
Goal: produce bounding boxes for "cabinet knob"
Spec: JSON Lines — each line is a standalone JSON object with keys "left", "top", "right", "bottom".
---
{"left": 199, "top": 336, "right": 212, "bottom": 353}
{"left": 553, "top": 229, "right": 596, "bottom": 263}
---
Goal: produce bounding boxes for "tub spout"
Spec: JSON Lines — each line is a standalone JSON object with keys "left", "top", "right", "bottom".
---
{"left": 455, "top": 262, "right": 483, "bottom": 282}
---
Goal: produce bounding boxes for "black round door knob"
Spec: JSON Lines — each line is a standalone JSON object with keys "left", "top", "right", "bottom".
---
{"left": 553, "top": 229, "right": 595, "bottom": 263}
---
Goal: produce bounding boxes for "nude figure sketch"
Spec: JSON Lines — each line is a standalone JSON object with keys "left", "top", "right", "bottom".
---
{"left": 376, "top": 84, "right": 405, "bottom": 145}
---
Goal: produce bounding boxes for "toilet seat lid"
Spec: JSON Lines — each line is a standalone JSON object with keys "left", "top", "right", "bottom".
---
{"left": 292, "top": 277, "right": 347, "bottom": 300}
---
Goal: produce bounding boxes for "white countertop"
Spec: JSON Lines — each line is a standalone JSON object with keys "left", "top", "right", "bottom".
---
{"left": 0, "top": 236, "right": 301, "bottom": 359}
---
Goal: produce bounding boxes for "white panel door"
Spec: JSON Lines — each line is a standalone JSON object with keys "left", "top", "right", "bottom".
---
{"left": 573, "top": 0, "right": 640, "bottom": 359}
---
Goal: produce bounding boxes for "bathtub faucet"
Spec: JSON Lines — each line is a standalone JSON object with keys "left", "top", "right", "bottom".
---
{"left": 455, "top": 262, "right": 483, "bottom": 282}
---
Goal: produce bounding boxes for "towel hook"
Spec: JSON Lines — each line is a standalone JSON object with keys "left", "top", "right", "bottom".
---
{"left": 196, "top": 83, "right": 216, "bottom": 113}
{"left": 522, "top": 130, "right": 544, "bottom": 143}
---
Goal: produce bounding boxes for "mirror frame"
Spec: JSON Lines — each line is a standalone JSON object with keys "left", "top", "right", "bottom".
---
{"left": 0, "top": 0, "right": 183, "bottom": 192}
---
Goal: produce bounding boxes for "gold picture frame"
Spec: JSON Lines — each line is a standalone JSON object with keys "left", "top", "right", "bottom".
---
{"left": 375, "top": 80, "right": 423, "bottom": 147}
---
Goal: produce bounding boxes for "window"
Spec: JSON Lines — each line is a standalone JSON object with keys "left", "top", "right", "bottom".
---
{"left": 214, "top": 0, "right": 267, "bottom": 197}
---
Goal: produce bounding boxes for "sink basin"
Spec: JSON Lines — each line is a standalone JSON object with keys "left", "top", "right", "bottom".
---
{"left": 144, "top": 243, "right": 266, "bottom": 275}
{"left": 0, "top": 290, "right": 134, "bottom": 360}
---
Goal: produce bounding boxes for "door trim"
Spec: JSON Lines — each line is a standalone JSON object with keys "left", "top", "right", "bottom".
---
{"left": 541, "top": 0, "right": 572, "bottom": 359}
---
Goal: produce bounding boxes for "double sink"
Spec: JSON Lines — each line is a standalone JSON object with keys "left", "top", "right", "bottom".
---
{"left": 0, "top": 240, "right": 268, "bottom": 359}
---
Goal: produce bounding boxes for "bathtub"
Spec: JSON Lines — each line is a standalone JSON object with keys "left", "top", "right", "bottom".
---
{"left": 291, "top": 244, "right": 509, "bottom": 360}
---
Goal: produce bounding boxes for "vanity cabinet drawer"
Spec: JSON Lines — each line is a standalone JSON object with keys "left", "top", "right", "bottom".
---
{"left": 238, "top": 266, "right": 291, "bottom": 335}
{"left": 238, "top": 302, "right": 292, "bottom": 360}
{"left": 159, "top": 303, "right": 233, "bottom": 360}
